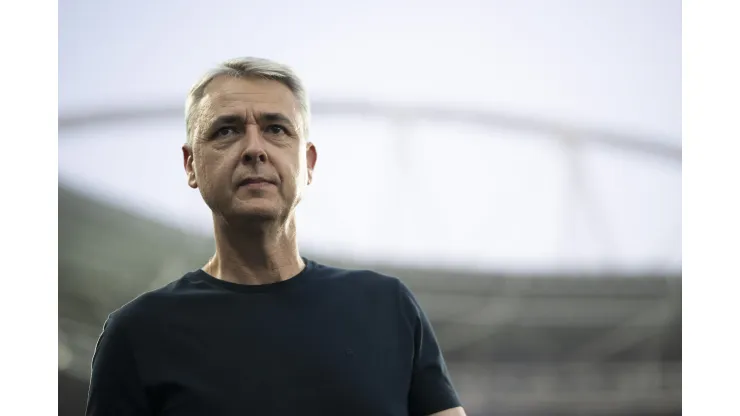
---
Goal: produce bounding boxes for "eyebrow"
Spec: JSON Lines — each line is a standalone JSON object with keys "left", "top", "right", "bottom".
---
{"left": 206, "top": 112, "right": 296, "bottom": 133}
{"left": 259, "top": 112, "right": 294, "bottom": 127}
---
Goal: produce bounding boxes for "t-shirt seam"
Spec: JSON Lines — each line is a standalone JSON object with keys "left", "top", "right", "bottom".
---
{"left": 184, "top": 260, "right": 315, "bottom": 294}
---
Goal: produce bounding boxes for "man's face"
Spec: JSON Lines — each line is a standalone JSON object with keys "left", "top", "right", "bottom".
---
{"left": 183, "top": 76, "right": 316, "bottom": 223}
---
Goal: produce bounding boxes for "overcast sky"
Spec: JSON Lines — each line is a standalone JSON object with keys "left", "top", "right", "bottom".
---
{"left": 59, "top": 0, "right": 681, "bottom": 273}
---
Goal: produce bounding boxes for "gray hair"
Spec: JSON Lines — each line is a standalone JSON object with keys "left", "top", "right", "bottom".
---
{"left": 185, "top": 57, "right": 310, "bottom": 144}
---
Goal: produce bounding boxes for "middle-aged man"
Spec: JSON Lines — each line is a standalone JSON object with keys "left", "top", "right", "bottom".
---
{"left": 86, "top": 57, "right": 466, "bottom": 416}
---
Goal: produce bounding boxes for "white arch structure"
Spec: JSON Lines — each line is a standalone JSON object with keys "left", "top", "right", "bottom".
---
{"left": 59, "top": 100, "right": 681, "bottom": 274}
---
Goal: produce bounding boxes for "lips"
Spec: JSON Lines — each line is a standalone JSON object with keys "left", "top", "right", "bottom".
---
{"left": 238, "top": 177, "right": 276, "bottom": 187}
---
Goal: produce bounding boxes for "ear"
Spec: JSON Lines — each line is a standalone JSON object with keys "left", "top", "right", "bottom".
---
{"left": 305, "top": 142, "right": 317, "bottom": 185}
{"left": 182, "top": 144, "right": 198, "bottom": 189}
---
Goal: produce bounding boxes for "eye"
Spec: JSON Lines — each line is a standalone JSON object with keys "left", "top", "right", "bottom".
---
{"left": 214, "top": 126, "right": 238, "bottom": 138}
{"left": 265, "top": 125, "right": 287, "bottom": 135}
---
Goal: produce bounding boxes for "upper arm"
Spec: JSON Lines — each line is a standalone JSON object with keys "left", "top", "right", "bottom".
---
{"left": 397, "top": 281, "right": 463, "bottom": 416}
{"left": 86, "top": 313, "right": 152, "bottom": 416}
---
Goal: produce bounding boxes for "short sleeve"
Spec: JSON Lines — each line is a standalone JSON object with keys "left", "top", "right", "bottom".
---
{"left": 86, "top": 313, "right": 152, "bottom": 416}
{"left": 398, "top": 281, "right": 462, "bottom": 416}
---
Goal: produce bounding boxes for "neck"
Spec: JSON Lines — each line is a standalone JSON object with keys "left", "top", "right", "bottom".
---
{"left": 204, "top": 215, "right": 305, "bottom": 285}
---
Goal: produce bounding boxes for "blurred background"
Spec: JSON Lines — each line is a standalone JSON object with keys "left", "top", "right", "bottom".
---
{"left": 58, "top": 0, "right": 681, "bottom": 415}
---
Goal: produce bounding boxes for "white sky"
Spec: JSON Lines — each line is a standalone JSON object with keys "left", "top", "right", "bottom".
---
{"left": 58, "top": 0, "right": 681, "bottom": 273}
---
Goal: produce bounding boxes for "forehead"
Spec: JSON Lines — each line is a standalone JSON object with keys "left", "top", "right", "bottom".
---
{"left": 199, "top": 76, "right": 300, "bottom": 119}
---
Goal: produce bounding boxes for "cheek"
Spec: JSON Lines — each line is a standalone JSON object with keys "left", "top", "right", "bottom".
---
{"left": 194, "top": 155, "right": 227, "bottom": 189}
{"left": 289, "top": 159, "right": 308, "bottom": 186}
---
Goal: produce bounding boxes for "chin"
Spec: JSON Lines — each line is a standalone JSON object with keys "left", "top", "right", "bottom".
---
{"left": 230, "top": 201, "right": 283, "bottom": 221}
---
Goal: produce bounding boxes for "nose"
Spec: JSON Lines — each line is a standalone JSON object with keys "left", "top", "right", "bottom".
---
{"left": 240, "top": 125, "right": 268, "bottom": 165}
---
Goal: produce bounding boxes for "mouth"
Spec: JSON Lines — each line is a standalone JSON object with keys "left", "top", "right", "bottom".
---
{"left": 238, "top": 177, "right": 276, "bottom": 188}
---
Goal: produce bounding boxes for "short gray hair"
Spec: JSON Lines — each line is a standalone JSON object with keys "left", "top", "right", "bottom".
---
{"left": 185, "top": 57, "right": 311, "bottom": 143}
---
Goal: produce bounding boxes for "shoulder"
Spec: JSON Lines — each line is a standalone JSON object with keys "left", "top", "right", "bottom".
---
{"left": 104, "top": 272, "right": 198, "bottom": 331}
{"left": 309, "top": 260, "right": 422, "bottom": 313}
{"left": 310, "top": 260, "right": 406, "bottom": 293}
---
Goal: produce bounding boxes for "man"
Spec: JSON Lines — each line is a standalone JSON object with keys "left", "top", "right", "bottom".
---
{"left": 86, "top": 57, "right": 465, "bottom": 416}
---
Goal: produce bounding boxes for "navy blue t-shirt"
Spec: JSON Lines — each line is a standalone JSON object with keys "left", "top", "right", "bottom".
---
{"left": 86, "top": 259, "right": 461, "bottom": 415}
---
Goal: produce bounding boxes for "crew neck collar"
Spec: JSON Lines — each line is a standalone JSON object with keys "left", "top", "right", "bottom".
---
{"left": 191, "top": 258, "right": 316, "bottom": 293}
